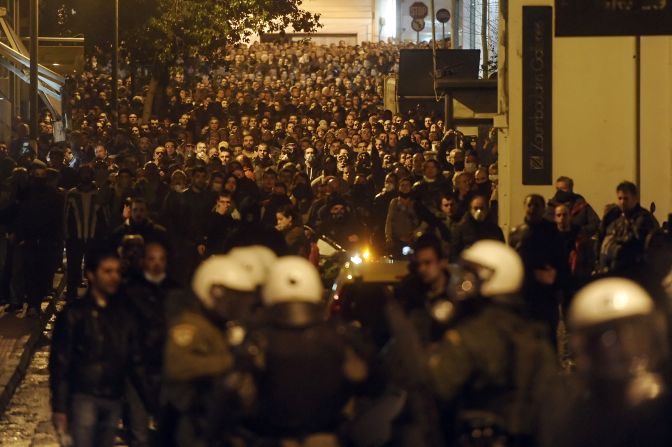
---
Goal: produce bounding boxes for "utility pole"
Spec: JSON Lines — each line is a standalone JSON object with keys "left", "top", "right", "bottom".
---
{"left": 111, "top": 0, "right": 119, "bottom": 131}
{"left": 482, "top": 0, "right": 489, "bottom": 78}
{"left": 29, "top": 0, "right": 38, "bottom": 140}
{"left": 431, "top": 0, "right": 436, "bottom": 50}
{"left": 451, "top": 0, "right": 460, "bottom": 48}
{"left": 9, "top": 0, "right": 20, "bottom": 118}
{"left": 397, "top": 0, "right": 402, "bottom": 44}
{"left": 470, "top": 0, "right": 476, "bottom": 49}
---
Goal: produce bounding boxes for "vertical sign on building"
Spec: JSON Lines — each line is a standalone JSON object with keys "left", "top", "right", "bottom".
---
{"left": 522, "top": 6, "right": 553, "bottom": 185}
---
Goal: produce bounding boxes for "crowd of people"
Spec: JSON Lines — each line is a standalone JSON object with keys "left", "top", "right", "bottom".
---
{"left": 0, "top": 38, "right": 671, "bottom": 447}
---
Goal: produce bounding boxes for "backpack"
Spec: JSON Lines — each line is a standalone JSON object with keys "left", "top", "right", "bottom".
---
{"left": 599, "top": 214, "right": 637, "bottom": 273}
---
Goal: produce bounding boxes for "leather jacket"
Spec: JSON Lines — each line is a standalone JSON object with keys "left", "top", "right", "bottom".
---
{"left": 124, "top": 275, "right": 180, "bottom": 375}
{"left": 49, "top": 292, "right": 147, "bottom": 412}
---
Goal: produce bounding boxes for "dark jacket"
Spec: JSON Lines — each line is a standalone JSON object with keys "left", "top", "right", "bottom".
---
{"left": 597, "top": 204, "right": 658, "bottom": 274}
{"left": 451, "top": 213, "right": 505, "bottom": 258}
{"left": 249, "top": 303, "right": 366, "bottom": 438}
{"left": 282, "top": 225, "right": 309, "bottom": 257}
{"left": 413, "top": 177, "right": 450, "bottom": 215}
{"left": 64, "top": 185, "right": 107, "bottom": 241}
{"left": 545, "top": 193, "right": 600, "bottom": 237}
{"left": 203, "top": 212, "right": 238, "bottom": 255}
{"left": 111, "top": 218, "right": 169, "bottom": 248}
{"left": 174, "top": 188, "right": 218, "bottom": 244}
{"left": 371, "top": 190, "right": 397, "bottom": 231}
{"left": 428, "top": 301, "right": 557, "bottom": 442}
{"left": 509, "top": 220, "right": 568, "bottom": 326}
{"left": 14, "top": 181, "right": 64, "bottom": 242}
{"left": 124, "top": 275, "right": 180, "bottom": 376}
{"left": 49, "top": 293, "right": 147, "bottom": 412}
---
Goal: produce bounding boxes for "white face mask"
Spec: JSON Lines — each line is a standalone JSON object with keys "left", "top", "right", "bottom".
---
{"left": 464, "top": 162, "right": 477, "bottom": 173}
{"left": 489, "top": 174, "right": 498, "bottom": 182}
{"left": 471, "top": 209, "right": 487, "bottom": 222}
{"left": 144, "top": 272, "right": 166, "bottom": 285}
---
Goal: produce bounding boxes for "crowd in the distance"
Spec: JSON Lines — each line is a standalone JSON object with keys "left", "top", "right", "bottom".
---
{"left": 0, "top": 40, "right": 499, "bottom": 309}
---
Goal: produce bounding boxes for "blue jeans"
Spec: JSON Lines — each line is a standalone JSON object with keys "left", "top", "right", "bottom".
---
{"left": 123, "top": 381, "right": 151, "bottom": 447}
{"left": 70, "top": 394, "right": 122, "bottom": 447}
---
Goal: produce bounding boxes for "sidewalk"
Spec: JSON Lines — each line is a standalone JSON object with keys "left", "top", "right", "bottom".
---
{"left": 0, "top": 273, "right": 65, "bottom": 416}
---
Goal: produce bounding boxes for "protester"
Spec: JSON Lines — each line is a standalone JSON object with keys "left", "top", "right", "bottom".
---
{"left": 49, "top": 245, "right": 150, "bottom": 447}
{"left": 597, "top": 181, "right": 658, "bottom": 276}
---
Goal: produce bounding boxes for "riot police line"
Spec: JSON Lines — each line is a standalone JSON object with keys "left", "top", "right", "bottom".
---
{"left": 46, "top": 233, "right": 672, "bottom": 447}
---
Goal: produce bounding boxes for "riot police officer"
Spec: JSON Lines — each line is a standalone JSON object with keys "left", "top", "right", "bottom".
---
{"left": 427, "top": 240, "right": 557, "bottom": 446}
{"left": 161, "top": 256, "right": 257, "bottom": 447}
{"left": 542, "top": 278, "right": 672, "bottom": 447}
{"left": 228, "top": 244, "right": 277, "bottom": 295}
{"left": 245, "top": 256, "right": 369, "bottom": 447}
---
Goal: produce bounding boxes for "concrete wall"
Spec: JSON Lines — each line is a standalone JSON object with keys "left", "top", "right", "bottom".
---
{"left": 640, "top": 37, "right": 672, "bottom": 223}
{"left": 497, "top": 0, "right": 672, "bottom": 235}
{"left": 301, "top": 0, "right": 376, "bottom": 42}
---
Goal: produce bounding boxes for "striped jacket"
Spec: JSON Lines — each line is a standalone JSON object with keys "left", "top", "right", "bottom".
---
{"left": 64, "top": 186, "right": 107, "bottom": 241}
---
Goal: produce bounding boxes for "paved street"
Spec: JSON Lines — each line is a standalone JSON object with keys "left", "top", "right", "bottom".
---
{"left": 0, "top": 292, "right": 131, "bottom": 447}
{"left": 0, "top": 316, "right": 60, "bottom": 447}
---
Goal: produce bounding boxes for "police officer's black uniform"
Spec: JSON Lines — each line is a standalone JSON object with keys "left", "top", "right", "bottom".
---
{"left": 243, "top": 301, "right": 369, "bottom": 447}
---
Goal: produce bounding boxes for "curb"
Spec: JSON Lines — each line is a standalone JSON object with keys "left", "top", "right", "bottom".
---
{"left": 0, "top": 274, "right": 66, "bottom": 416}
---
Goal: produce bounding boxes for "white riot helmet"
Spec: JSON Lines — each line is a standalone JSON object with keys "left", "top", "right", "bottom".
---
{"left": 569, "top": 279, "right": 667, "bottom": 396}
{"left": 459, "top": 240, "right": 524, "bottom": 297}
{"left": 262, "top": 256, "right": 322, "bottom": 306}
{"left": 569, "top": 278, "right": 654, "bottom": 329}
{"left": 192, "top": 256, "right": 255, "bottom": 310}
{"left": 228, "top": 245, "right": 277, "bottom": 287}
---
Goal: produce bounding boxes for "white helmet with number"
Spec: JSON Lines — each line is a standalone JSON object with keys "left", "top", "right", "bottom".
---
{"left": 569, "top": 278, "right": 654, "bottom": 329}
{"left": 460, "top": 240, "right": 524, "bottom": 297}
{"left": 262, "top": 256, "right": 322, "bottom": 305}
{"left": 228, "top": 245, "right": 277, "bottom": 287}
{"left": 192, "top": 256, "right": 255, "bottom": 309}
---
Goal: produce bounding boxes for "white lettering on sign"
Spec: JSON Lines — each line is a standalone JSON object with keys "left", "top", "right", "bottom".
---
{"left": 530, "top": 20, "right": 547, "bottom": 162}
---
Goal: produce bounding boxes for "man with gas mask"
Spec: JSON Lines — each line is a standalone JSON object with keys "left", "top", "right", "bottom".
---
{"left": 450, "top": 195, "right": 504, "bottom": 259}
{"left": 542, "top": 278, "right": 672, "bottom": 447}
{"left": 243, "top": 256, "right": 370, "bottom": 447}
{"left": 161, "top": 256, "right": 258, "bottom": 447}
{"left": 426, "top": 240, "right": 557, "bottom": 447}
